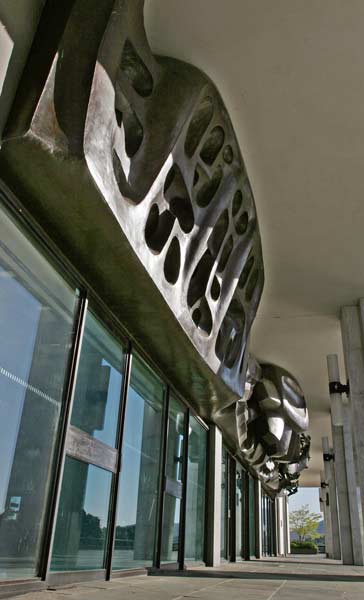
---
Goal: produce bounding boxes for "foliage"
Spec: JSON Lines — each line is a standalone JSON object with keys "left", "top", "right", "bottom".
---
{"left": 289, "top": 504, "right": 321, "bottom": 543}
{"left": 291, "top": 540, "right": 317, "bottom": 550}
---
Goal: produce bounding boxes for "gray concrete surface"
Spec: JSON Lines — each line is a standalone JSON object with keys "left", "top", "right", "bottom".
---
{"left": 10, "top": 557, "right": 364, "bottom": 600}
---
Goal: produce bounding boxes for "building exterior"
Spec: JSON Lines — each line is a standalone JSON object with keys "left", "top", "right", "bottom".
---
{"left": 2, "top": 0, "right": 364, "bottom": 597}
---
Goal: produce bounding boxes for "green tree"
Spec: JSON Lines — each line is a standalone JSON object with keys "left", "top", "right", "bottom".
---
{"left": 289, "top": 504, "right": 321, "bottom": 543}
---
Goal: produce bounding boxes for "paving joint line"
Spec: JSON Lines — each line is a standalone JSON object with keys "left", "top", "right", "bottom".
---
{"left": 266, "top": 580, "right": 287, "bottom": 600}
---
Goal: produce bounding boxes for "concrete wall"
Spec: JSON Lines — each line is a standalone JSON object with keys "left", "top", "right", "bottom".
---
{"left": 0, "top": 1, "right": 45, "bottom": 142}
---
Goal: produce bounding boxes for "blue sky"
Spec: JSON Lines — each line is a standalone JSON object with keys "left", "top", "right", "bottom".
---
{"left": 288, "top": 487, "right": 322, "bottom": 516}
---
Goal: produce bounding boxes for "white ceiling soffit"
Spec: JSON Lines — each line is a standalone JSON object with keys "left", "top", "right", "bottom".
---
{"left": 145, "top": 0, "right": 364, "bottom": 486}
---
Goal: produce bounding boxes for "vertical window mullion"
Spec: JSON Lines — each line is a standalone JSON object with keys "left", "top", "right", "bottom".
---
{"left": 105, "top": 341, "right": 133, "bottom": 580}
{"left": 178, "top": 407, "right": 189, "bottom": 570}
{"left": 41, "top": 293, "right": 89, "bottom": 580}
{"left": 154, "top": 385, "right": 170, "bottom": 568}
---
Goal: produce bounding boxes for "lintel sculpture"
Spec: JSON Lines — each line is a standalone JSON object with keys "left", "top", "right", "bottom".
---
{"left": 0, "top": 0, "right": 309, "bottom": 492}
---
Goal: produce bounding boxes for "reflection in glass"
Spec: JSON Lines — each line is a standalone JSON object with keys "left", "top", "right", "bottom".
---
{"left": 249, "top": 476, "right": 256, "bottom": 557}
{"left": 112, "top": 355, "right": 165, "bottom": 570}
{"left": 71, "top": 311, "right": 124, "bottom": 447}
{"left": 160, "top": 396, "right": 186, "bottom": 563}
{"left": 220, "top": 447, "right": 228, "bottom": 559}
{"left": 51, "top": 457, "right": 112, "bottom": 571}
{"left": 0, "top": 205, "right": 77, "bottom": 580}
{"left": 185, "top": 417, "right": 207, "bottom": 562}
{"left": 235, "top": 464, "right": 244, "bottom": 559}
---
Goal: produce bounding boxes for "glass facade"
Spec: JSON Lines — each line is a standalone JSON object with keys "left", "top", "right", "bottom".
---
{"left": 248, "top": 476, "right": 256, "bottom": 557}
{"left": 160, "top": 395, "right": 186, "bottom": 563}
{"left": 262, "top": 492, "right": 275, "bottom": 557}
{"left": 0, "top": 193, "right": 275, "bottom": 586}
{"left": 51, "top": 458, "right": 112, "bottom": 571}
{"left": 220, "top": 447, "right": 229, "bottom": 560}
{"left": 185, "top": 417, "right": 207, "bottom": 562}
{"left": 70, "top": 310, "right": 125, "bottom": 447}
{"left": 112, "top": 355, "right": 165, "bottom": 570}
{"left": 235, "top": 464, "right": 245, "bottom": 559}
{"left": 0, "top": 205, "right": 77, "bottom": 580}
{"left": 51, "top": 310, "right": 125, "bottom": 571}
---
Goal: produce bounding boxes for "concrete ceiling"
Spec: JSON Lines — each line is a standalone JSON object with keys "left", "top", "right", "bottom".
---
{"left": 145, "top": 0, "right": 364, "bottom": 485}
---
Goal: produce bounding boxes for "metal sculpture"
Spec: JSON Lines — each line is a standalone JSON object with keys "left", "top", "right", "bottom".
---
{"left": 1, "top": 0, "right": 263, "bottom": 400}
{"left": 239, "top": 358, "right": 310, "bottom": 493}
{"left": 0, "top": 0, "right": 309, "bottom": 492}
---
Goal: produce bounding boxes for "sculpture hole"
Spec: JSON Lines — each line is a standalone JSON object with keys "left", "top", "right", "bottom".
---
{"left": 235, "top": 211, "right": 248, "bottom": 235}
{"left": 121, "top": 39, "right": 153, "bottom": 97}
{"left": 187, "top": 250, "right": 215, "bottom": 307}
{"left": 211, "top": 276, "right": 221, "bottom": 300}
{"left": 217, "top": 235, "right": 233, "bottom": 272}
{"left": 245, "top": 268, "right": 259, "bottom": 302}
{"left": 224, "top": 332, "right": 243, "bottom": 369}
{"left": 196, "top": 166, "right": 222, "bottom": 207}
{"left": 215, "top": 328, "right": 227, "bottom": 362}
{"left": 115, "top": 109, "right": 123, "bottom": 127}
{"left": 209, "top": 209, "right": 229, "bottom": 258}
{"left": 193, "top": 169, "right": 200, "bottom": 186}
{"left": 232, "top": 190, "right": 242, "bottom": 217}
{"left": 216, "top": 299, "right": 245, "bottom": 368}
{"left": 164, "top": 164, "right": 194, "bottom": 233}
{"left": 164, "top": 237, "right": 180, "bottom": 284}
{"left": 113, "top": 150, "right": 142, "bottom": 202}
{"left": 145, "top": 204, "right": 174, "bottom": 253}
{"left": 223, "top": 145, "right": 233, "bottom": 164}
{"left": 192, "top": 298, "right": 213, "bottom": 335}
{"left": 115, "top": 92, "right": 143, "bottom": 157}
{"left": 185, "top": 96, "right": 214, "bottom": 158}
{"left": 238, "top": 256, "right": 254, "bottom": 289}
{"left": 200, "top": 126, "right": 225, "bottom": 165}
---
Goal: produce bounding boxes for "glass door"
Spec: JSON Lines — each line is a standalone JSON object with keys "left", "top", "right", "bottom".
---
{"left": 50, "top": 308, "right": 125, "bottom": 572}
{"left": 160, "top": 395, "right": 187, "bottom": 566}
{"left": 220, "top": 447, "right": 229, "bottom": 560}
{"left": 248, "top": 476, "right": 256, "bottom": 558}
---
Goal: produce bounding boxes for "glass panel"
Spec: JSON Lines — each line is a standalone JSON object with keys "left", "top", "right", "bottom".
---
{"left": 235, "top": 464, "right": 244, "bottom": 559}
{"left": 160, "top": 395, "right": 186, "bottom": 563}
{"left": 70, "top": 311, "right": 124, "bottom": 447}
{"left": 0, "top": 205, "right": 77, "bottom": 580}
{"left": 161, "top": 495, "right": 181, "bottom": 563}
{"left": 249, "top": 476, "right": 256, "bottom": 557}
{"left": 51, "top": 457, "right": 112, "bottom": 571}
{"left": 112, "top": 355, "right": 165, "bottom": 570}
{"left": 220, "top": 447, "right": 228, "bottom": 559}
{"left": 185, "top": 417, "right": 207, "bottom": 562}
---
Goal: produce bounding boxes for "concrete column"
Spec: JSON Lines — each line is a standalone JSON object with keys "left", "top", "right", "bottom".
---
{"left": 342, "top": 402, "right": 364, "bottom": 564}
{"left": 205, "top": 424, "right": 222, "bottom": 566}
{"left": 320, "top": 470, "right": 333, "bottom": 558}
{"left": 275, "top": 496, "right": 285, "bottom": 556}
{"left": 276, "top": 493, "right": 291, "bottom": 556}
{"left": 341, "top": 303, "right": 364, "bottom": 526}
{"left": 322, "top": 436, "right": 341, "bottom": 560}
{"left": 327, "top": 354, "right": 354, "bottom": 565}
{"left": 284, "top": 495, "right": 290, "bottom": 555}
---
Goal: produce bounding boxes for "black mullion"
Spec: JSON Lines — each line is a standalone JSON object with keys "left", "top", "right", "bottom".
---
{"left": 105, "top": 341, "right": 133, "bottom": 580}
{"left": 178, "top": 407, "right": 189, "bottom": 570}
{"left": 229, "top": 458, "right": 236, "bottom": 562}
{"left": 40, "top": 293, "right": 88, "bottom": 579}
{"left": 154, "top": 385, "right": 170, "bottom": 568}
{"left": 244, "top": 471, "right": 250, "bottom": 560}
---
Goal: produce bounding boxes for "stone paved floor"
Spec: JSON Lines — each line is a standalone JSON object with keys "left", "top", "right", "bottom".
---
{"left": 9, "top": 556, "right": 364, "bottom": 600}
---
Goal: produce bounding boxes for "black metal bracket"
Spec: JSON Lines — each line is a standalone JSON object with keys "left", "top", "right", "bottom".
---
{"left": 329, "top": 381, "right": 350, "bottom": 396}
{"left": 320, "top": 481, "right": 328, "bottom": 488}
{"left": 323, "top": 452, "right": 335, "bottom": 462}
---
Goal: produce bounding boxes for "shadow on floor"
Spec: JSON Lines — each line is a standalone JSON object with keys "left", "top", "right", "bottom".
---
{"left": 148, "top": 569, "right": 364, "bottom": 583}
